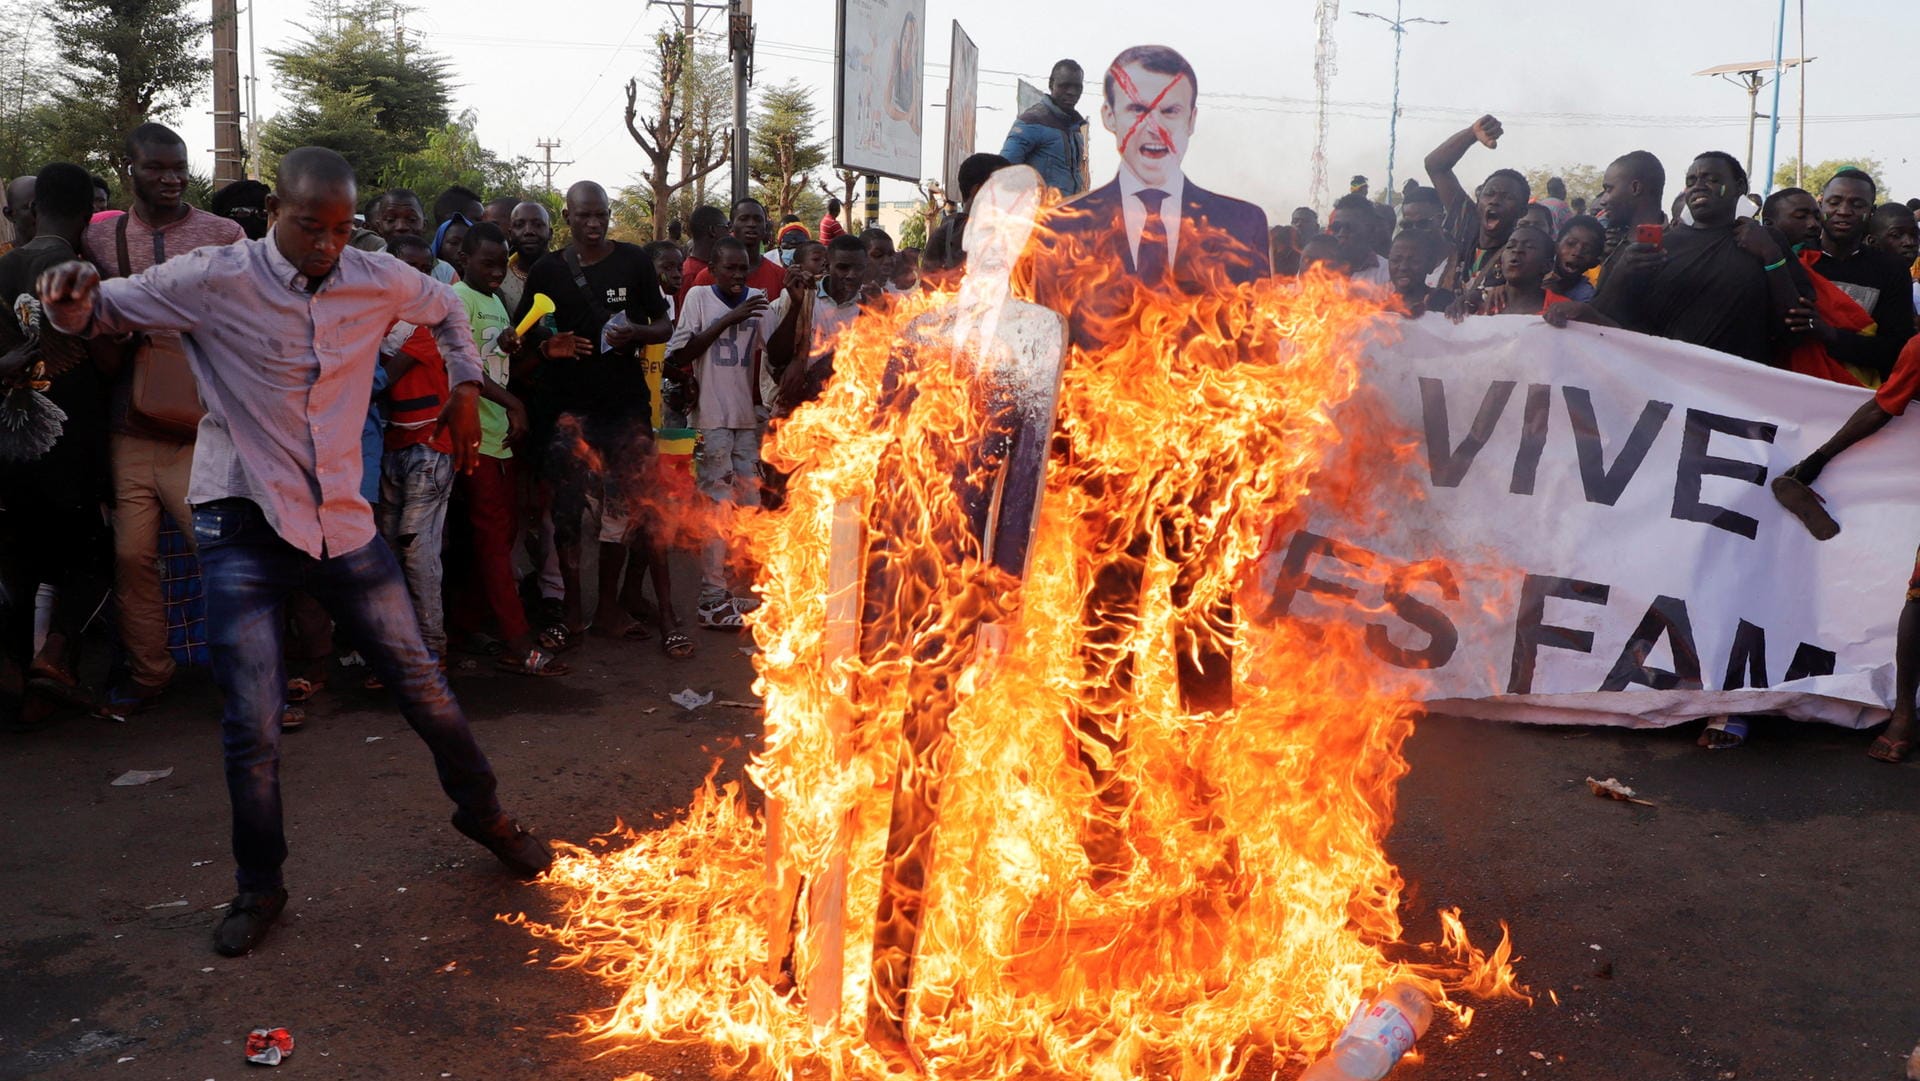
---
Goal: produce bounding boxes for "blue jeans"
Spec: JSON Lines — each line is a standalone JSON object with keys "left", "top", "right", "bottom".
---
{"left": 193, "top": 498, "right": 501, "bottom": 894}
{"left": 378, "top": 443, "right": 454, "bottom": 655}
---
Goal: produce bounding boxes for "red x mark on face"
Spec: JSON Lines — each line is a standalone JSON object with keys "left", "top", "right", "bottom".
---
{"left": 1108, "top": 64, "right": 1188, "bottom": 159}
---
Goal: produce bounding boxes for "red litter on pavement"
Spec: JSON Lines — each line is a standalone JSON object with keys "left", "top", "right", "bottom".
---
{"left": 244, "top": 1027, "right": 294, "bottom": 1066}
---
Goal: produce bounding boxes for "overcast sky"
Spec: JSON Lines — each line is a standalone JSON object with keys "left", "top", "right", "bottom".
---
{"left": 178, "top": 0, "right": 1918, "bottom": 212}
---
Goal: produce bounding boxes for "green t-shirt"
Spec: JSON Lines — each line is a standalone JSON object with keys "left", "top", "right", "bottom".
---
{"left": 453, "top": 281, "right": 513, "bottom": 459}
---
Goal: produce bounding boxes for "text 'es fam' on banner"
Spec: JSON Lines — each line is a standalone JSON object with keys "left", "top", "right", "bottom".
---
{"left": 1256, "top": 315, "right": 1920, "bottom": 729}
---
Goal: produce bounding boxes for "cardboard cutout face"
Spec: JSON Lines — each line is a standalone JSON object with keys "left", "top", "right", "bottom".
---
{"left": 1101, "top": 62, "right": 1197, "bottom": 189}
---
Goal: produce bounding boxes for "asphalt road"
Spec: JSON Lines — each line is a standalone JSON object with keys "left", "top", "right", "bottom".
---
{"left": 4, "top": 616, "right": 1917, "bottom": 1080}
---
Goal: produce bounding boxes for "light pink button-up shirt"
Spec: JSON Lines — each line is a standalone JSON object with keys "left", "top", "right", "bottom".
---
{"left": 54, "top": 233, "right": 482, "bottom": 558}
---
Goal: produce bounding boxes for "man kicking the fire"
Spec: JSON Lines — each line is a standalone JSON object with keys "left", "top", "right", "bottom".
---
{"left": 1773, "top": 335, "right": 1920, "bottom": 762}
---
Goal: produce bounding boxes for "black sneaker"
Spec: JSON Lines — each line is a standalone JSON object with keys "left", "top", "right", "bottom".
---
{"left": 451, "top": 810, "right": 553, "bottom": 879}
{"left": 214, "top": 889, "right": 288, "bottom": 956}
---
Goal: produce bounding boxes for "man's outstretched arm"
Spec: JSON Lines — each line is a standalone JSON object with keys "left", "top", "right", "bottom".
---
{"left": 1783, "top": 398, "right": 1896, "bottom": 485}
{"left": 1424, "top": 114, "right": 1503, "bottom": 218}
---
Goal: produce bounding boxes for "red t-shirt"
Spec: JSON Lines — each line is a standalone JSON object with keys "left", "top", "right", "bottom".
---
{"left": 385, "top": 325, "right": 453, "bottom": 453}
{"left": 684, "top": 253, "right": 786, "bottom": 305}
{"left": 819, "top": 214, "right": 845, "bottom": 242}
{"left": 1876, "top": 335, "right": 1920, "bottom": 416}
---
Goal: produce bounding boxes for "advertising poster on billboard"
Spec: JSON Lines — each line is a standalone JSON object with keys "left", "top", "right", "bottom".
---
{"left": 835, "top": 0, "right": 926, "bottom": 181}
{"left": 942, "top": 22, "right": 978, "bottom": 198}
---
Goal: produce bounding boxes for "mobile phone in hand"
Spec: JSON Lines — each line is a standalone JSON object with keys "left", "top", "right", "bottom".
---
{"left": 1634, "top": 223, "right": 1664, "bottom": 248}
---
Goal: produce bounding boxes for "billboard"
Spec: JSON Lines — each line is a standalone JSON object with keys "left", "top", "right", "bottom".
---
{"left": 834, "top": 0, "right": 926, "bottom": 182}
{"left": 942, "top": 22, "right": 978, "bottom": 198}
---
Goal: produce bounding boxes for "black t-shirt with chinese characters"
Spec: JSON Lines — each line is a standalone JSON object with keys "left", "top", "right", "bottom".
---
{"left": 0, "top": 235, "right": 108, "bottom": 502}
{"left": 517, "top": 241, "right": 669, "bottom": 425}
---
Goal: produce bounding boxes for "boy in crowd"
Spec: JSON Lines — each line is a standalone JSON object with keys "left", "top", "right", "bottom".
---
{"left": 778, "top": 233, "right": 869, "bottom": 415}
{"left": 1544, "top": 215, "right": 1606, "bottom": 302}
{"left": 1465, "top": 223, "right": 1565, "bottom": 316}
{"left": 889, "top": 246, "right": 921, "bottom": 293}
{"left": 1387, "top": 229, "right": 1448, "bottom": 316}
{"left": 449, "top": 223, "right": 567, "bottom": 676}
{"left": 376, "top": 235, "right": 459, "bottom": 670}
{"left": 666, "top": 237, "right": 796, "bottom": 628}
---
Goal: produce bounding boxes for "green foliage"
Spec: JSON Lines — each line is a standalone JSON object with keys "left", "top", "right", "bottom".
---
{"left": 44, "top": 0, "right": 211, "bottom": 179}
{"left": 259, "top": 0, "right": 454, "bottom": 186}
{"left": 386, "top": 110, "right": 530, "bottom": 200}
{"left": 748, "top": 80, "right": 827, "bottom": 220}
{"left": 1773, "top": 156, "right": 1885, "bottom": 194}
{"left": 611, "top": 183, "right": 654, "bottom": 245}
{"left": 1521, "top": 164, "right": 1603, "bottom": 207}
{"left": 897, "top": 212, "right": 927, "bottom": 249}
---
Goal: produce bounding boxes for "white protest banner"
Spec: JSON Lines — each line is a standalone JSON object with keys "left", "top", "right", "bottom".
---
{"left": 1260, "top": 315, "right": 1920, "bottom": 729}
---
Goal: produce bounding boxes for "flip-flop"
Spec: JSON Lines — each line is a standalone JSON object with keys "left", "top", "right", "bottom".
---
{"left": 1869, "top": 735, "right": 1911, "bottom": 763}
{"left": 663, "top": 630, "right": 695, "bottom": 659}
{"left": 285, "top": 677, "right": 324, "bottom": 703}
{"left": 1697, "top": 715, "right": 1749, "bottom": 750}
{"left": 1770, "top": 476, "right": 1840, "bottom": 540}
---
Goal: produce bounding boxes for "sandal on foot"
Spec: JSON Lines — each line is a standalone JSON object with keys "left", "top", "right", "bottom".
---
{"left": 663, "top": 630, "right": 695, "bottom": 658}
{"left": 497, "top": 647, "right": 571, "bottom": 677}
{"left": 697, "top": 595, "right": 747, "bottom": 631}
{"left": 285, "top": 677, "right": 324, "bottom": 703}
{"left": 1697, "top": 715, "right": 1749, "bottom": 750}
{"left": 537, "top": 624, "right": 581, "bottom": 653}
{"left": 1771, "top": 476, "right": 1840, "bottom": 540}
{"left": 280, "top": 704, "right": 307, "bottom": 732}
{"left": 1869, "top": 735, "right": 1911, "bottom": 763}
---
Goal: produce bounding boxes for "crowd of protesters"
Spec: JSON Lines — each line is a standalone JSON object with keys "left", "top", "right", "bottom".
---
{"left": 5, "top": 70, "right": 1920, "bottom": 951}
{"left": 7, "top": 114, "right": 1920, "bottom": 732}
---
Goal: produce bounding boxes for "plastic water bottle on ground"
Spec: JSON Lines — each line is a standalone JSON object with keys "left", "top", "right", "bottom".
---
{"left": 1299, "top": 981, "right": 1433, "bottom": 1081}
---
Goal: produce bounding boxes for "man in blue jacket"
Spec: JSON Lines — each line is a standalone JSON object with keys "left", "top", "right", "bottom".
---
{"left": 1000, "top": 59, "right": 1088, "bottom": 197}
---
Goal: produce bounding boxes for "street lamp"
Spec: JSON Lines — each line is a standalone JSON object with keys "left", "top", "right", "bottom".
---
{"left": 1352, "top": 0, "right": 1446, "bottom": 203}
{"left": 1693, "top": 56, "right": 1810, "bottom": 189}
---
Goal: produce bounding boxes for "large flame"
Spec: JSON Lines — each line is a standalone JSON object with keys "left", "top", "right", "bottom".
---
{"left": 514, "top": 182, "right": 1526, "bottom": 1079}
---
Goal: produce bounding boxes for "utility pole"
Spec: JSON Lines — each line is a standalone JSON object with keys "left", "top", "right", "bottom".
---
{"left": 536, "top": 139, "right": 572, "bottom": 194}
{"left": 1353, "top": 1, "right": 1446, "bottom": 203}
{"left": 210, "top": 0, "right": 243, "bottom": 184}
{"left": 728, "top": 0, "right": 754, "bottom": 206}
{"left": 244, "top": 0, "right": 260, "bottom": 178}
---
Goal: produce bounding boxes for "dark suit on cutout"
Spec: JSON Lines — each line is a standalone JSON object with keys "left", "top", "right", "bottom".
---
{"left": 1019, "top": 172, "right": 1270, "bottom": 878}
{"left": 1029, "top": 175, "right": 1272, "bottom": 350}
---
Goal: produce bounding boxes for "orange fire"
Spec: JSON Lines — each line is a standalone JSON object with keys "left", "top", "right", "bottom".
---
{"left": 514, "top": 226, "right": 1527, "bottom": 1078}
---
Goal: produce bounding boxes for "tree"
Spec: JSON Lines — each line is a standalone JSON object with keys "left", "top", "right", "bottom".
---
{"left": 1774, "top": 156, "right": 1884, "bottom": 193}
{"left": 898, "top": 213, "right": 927, "bottom": 249}
{"left": 45, "top": 0, "right": 212, "bottom": 182}
{"left": 748, "top": 80, "right": 828, "bottom": 221}
{"left": 1521, "top": 164, "right": 1603, "bottom": 208}
{"left": 259, "top": 0, "right": 453, "bottom": 186}
{"left": 624, "top": 29, "right": 730, "bottom": 237}
{"left": 387, "top": 110, "right": 529, "bottom": 199}
{"left": 821, "top": 170, "right": 862, "bottom": 229}
{"left": 0, "top": 1, "right": 57, "bottom": 183}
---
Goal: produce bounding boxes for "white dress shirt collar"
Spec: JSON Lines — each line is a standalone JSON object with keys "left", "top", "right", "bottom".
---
{"left": 1116, "top": 163, "right": 1187, "bottom": 271}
